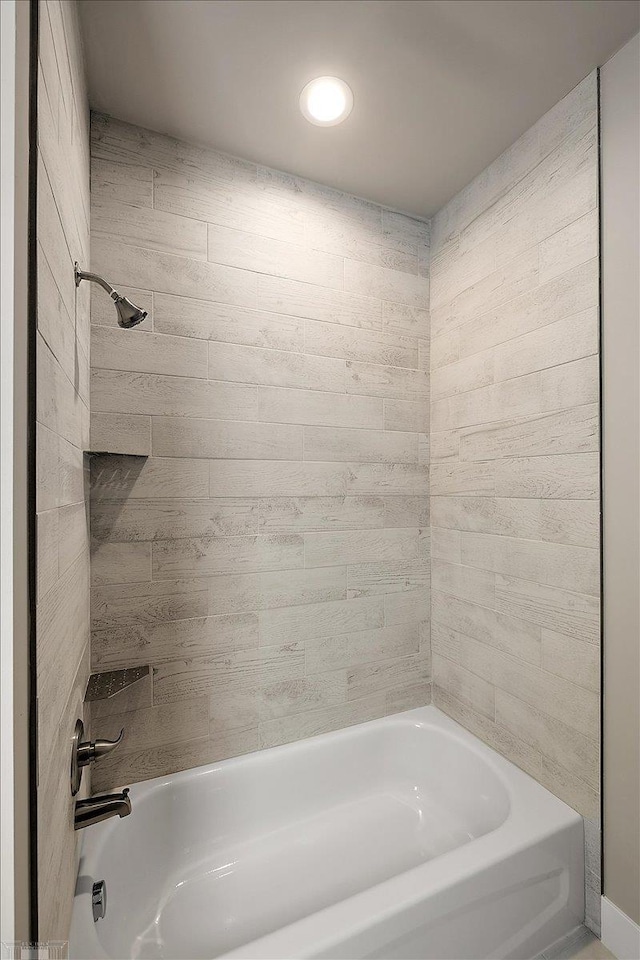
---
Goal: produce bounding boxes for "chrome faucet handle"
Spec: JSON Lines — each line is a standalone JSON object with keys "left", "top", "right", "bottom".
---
{"left": 71, "top": 719, "right": 125, "bottom": 796}
{"left": 78, "top": 727, "right": 124, "bottom": 766}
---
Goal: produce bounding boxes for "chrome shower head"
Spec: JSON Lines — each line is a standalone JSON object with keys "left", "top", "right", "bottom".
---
{"left": 114, "top": 295, "right": 148, "bottom": 329}
{"left": 74, "top": 264, "right": 148, "bottom": 329}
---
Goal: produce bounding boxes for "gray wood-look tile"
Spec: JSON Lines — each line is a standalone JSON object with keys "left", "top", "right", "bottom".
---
{"left": 344, "top": 258, "right": 429, "bottom": 307}
{"left": 96, "top": 699, "right": 210, "bottom": 755}
{"left": 91, "top": 112, "right": 256, "bottom": 185}
{"left": 431, "top": 527, "right": 462, "bottom": 563}
{"left": 91, "top": 326, "right": 208, "bottom": 379}
{"left": 258, "top": 595, "right": 384, "bottom": 646}
{"left": 432, "top": 356, "right": 598, "bottom": 433}
{"left": 306, "top": 623, "right": 420, "bottom": 674}
{"left": 383, "top": 496, "right": 429, "bottom": 528}
{"left": 493, "top": 309, "right": 598, "bottom": 382}
{"left": 346, "top": 360, "right": 428, "bottom": 401}
{"left": 91, "top": 578, "right": 210, "bottom": 630}
{"left": 152, "top": 642, "right": 305, "bottom": 704}
{"left": 258, "top": 385, "right": 383, "bottom": 428}
{"left": 209, "top": 460, "right": 347, "bottom": 498}
{"left": 541, "top": 629, "right": 600, "bottom": 692}
{"left": 37, "top": 245, "right": 77, "bottom": 391}
{"left": 208, "top": 460, "right": 427, "bottom": 498}
{"left": 207, "top": 222, "right": 344, "bottom": 288}
{"left": 154, "top": 294, "right": 305, "bottom": 351}
{"left": 431, "top": 559, "right": 495, "bottom": 606}
{"left": 206, "top": 566, "right": 347, "bottom": 616}
{"left": 539, "top": 215, "right": 598, "bottom": 283}
{"left": 152, "top": 533, "right": 304, "bottom": 579}
{"left": 431, "top": 496, "right": 541, "bottom": 540}
{"left": 461, "top": 532, "right": 599, "bottom": 596}
{"left": 346, "top": 559, "right": 429, "bottom": 597}
{"left": 90, "top": 540, "right": 152, "bottom": 586}
{"left": 540, "top": 499, "right": 600, "bottom": 547}
{"left": 383, "top": 589, "right": 430, "bottom": 626}
{"left": 458, "top": 259, "right": 599, "bottom": 361}
{"left": 91, "top": 157, "right": 154, "bottom": 208}
{"left": 383, "top": 398, "right": 428, "bottom": 432}
{"left": 91, "top": 454, "right": 209, "bottom": 500}
{"left": 258, "top": 273, "right": 383, "bottom": 329}
{"left": 37, "top": 10, "right": 91, "bottom": 938}
{"left": 434, "top": 685, "right": 598, "bottom": 819}
{"left": 305, "top": 318, "right": 418, "bottom": 367}
{"left": 443, "top": 630, "right": 599, "bottom": 740}
{"left": 304, "top": 528, "right": 420, "bottom": 568}
{"left": 258, "top": 495, "right": 384, "bottom": 533}
{"left": 383, "top": 301, "right": 430, "bottom": 336}
{"left": 432, "top": 654, "right": 496, "bottom": 719}
{"left": 432, "top": 590, "right": 541, "bottom": 664}
{"left": 431, "top": 351, "right": 494, "bottom": 401}
{"left": 306, "top": 216, "right": 417, "bottom": 272}
{"left": 92, "top": 612, "right": 259, "bottom": 669}
{"left": 92, "top": 238, "right": 258, "bottom": 309}
{"left": 495, "top": 453, "right": 599, "bottom": 500}
{"left": 92, "top": 727, "right": 260, "bottom": 792}
{"left": 304, "top": 426, "right": 418, "bottom": 463}
{"left": 208, "top": 340, "right": 345, "bottom": 392}
{"left": 346, "top": 654, "right": 430, "bottom": 700}
{"left": 155, "top": 175, "right": 306, "bottom": 245}
{"left": 495, "top": 573, "right": 600, "bottom": 643}
{"left": 258, "top": 694, "right": 387, "bottom": 749}
{"left": 92, "top": 198, "right": 208, "bottom": 261}
{"left": 92, "top": 369, "right": 259, "bottom": 421}
{"left": 459, "top": 404, "right": 599, "bottom": 461}
{"left": 430, "top": 462, "right": 495, "bottom": 497}
{"left": 90, "top": 412, "right": 151, "bottom": 456}
{"left": 37, "top": 332, "right": 88, "bottom": 449}
{"left": 430, "top": 73, "right": 600, "bottom": 840}
{"left": 152, "top": 416, "right": 302, "bottom": 460}
{"left": 92, "top": 497, "right": 259, "bottom": 542}
{"left": 37, "top": 508, "right": 59, "bottom": 600}
{"left": 494, "top": 689, "right": 599, "bottom": 789}
{"left": 385, "top": 681, "right": 432, "bottom": 714}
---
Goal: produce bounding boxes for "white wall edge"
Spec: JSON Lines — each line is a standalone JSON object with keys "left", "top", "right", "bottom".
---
{"left": 601, "top": 897, "right": 640, "bottom": 960}
{"left": 0, "top": 0, "right": 17, "bottom": 944}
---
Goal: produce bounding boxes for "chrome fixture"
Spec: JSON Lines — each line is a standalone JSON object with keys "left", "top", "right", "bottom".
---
{"left": 92, "top": 880, "right": 107, "bottom": 922}
{"left": 71, "top": 718, "right": 124, "bottom": 796}
{"left": 74, "top": 263, "right": 148, "bottom": 328}
{"left": 74, "top": 788, "right": 132, "bottom": 830}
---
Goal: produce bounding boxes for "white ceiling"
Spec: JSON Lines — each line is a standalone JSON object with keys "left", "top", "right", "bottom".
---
{"left": 78, "top": 0, "right": 639, "bottom": 218}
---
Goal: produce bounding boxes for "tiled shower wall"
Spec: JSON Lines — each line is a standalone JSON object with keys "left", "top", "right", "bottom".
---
{"left": 36, "top": 0, "right": 90, "bottom": 940}
{"left": 88, "top": 114, "right": 431, "bottom": 789}
{"left": 429, "top": 74, "right": 601, "bottom": 930}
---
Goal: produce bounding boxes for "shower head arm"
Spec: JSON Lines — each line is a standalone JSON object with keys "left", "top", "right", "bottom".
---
{"left": 74, "top": 262, "right": 148, "bottom": 328}
{"left": 74, "top": 263, "right": 119, "bottom": 300}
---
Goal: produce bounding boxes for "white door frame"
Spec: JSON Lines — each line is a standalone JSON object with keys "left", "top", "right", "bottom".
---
{"left": 1, "top": 0, "right": 19, "bottom": 939}
{"left": 1, "top": 0, "right": 32, "bottom": 942}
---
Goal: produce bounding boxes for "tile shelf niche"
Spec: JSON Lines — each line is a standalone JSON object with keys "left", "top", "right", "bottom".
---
{"left": 89, "top": 412, "right": 152, "bottom": 457}
{"left": 85, "top": 666, "right": 150, "bottom": 703}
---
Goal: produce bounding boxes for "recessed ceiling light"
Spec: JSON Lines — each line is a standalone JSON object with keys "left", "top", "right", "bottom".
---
{"left": 299, "top": 76, "right": 354, "bottom": 126}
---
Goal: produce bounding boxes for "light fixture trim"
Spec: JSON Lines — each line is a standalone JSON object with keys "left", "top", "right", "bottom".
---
{"left": 299, "top": 76, "right": 354, "bottom": 126}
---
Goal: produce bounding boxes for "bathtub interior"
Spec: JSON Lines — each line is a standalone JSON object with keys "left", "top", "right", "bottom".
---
{"left": 76, "top": 714, "right": 512, "bottom": 959}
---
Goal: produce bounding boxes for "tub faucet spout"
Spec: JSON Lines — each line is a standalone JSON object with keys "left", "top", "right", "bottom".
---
{"left": 74, "top": 788, "right": 132, "bottom": 830}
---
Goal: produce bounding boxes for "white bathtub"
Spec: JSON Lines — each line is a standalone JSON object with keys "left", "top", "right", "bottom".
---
{"left": 69, "top": 706, "right": 584, "bottom": 960}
